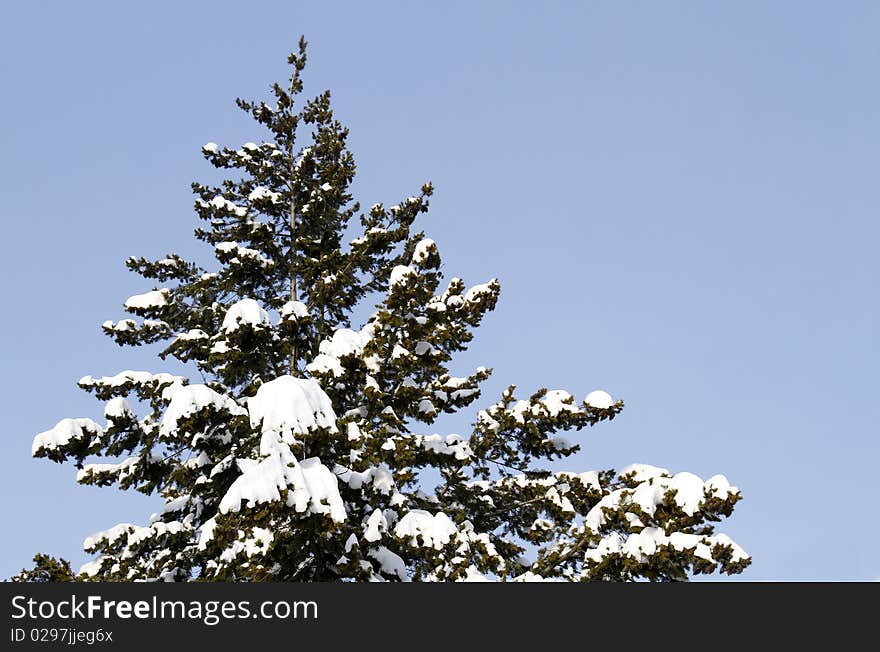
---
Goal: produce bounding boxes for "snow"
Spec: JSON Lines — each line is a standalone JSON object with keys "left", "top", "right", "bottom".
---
{"left": 174, "top": 329, "right": 208, "bottom": 342}
{"left": 459, "top": 567, "right": 490, "bottom": 582}
{"left": 584, "top": 490, "right": 623, "bottom": 531}
{"left": 248, "top": 186, "right": 281, "bottom": 203}
{"left": 335, "top": 464, "right": 395, "bottom": 495}
{"left": 202, "top": 142, "right": 218, "bottom": 153}
{"left": 622, "top": 528, "right": 660, "bottom": 559}
{"left": 367, "top": 547, "right": 408, "bottom": 581}
{"left": 546, "top": 435, "right": 576, "bottom": 451}
{"left": 363, "top": 509, "right": 387, "bottom": 542}
{"left": 629, "top": 471, "right": 710, "bottom": 516}
{"left": 540, "top": 390, "right": 583, "bottom": 417}
{"left": 389, "top": 265, "right": 415, "bottom": 288}
{"left": 629, "top": 480, "right": 667, "bottom": 516}
{"left": 319, "top": 328, "right": 370, "bottom": 359}
{"left": 606, "top": 527, "right": 747, "bottom": 565}
{"left": 210, "top": 341, "right": 230, "bottom": 355}
{"left": 79, "top": 370, "right": 185, "bottom": 391}
{"left": 161, "top": 494, "right": 190, "bottom": 514}
{"left": 391, "top": 344, "right": 410, "bottom": 359}
{"left": 280, "top": 300, "right": 309, "bottom": 321}
{"left": 443, "top": 376, "right": 470, "bottom": 389}
{"left": 247, "top": 376, "right": 338, "bottom": 455}
{"left": 78, "top": 559, "right": 106, "bottom": 577}
{"left": 365, "top": 376, "right": 381, "bottom": 393}
{"left": 219, "top": 447, "right": 346, "bottom": 523}
{"left": 412, "top": 238, "right": 436, "bottom": 265}
{"left": 531, "top": 519, "right": 553, "bottom": 532}
{"left": 668, "top": 532, "right": 714, "bottom": 561}
{"left": 103, "top": 319, "right": 137, "bottom": 332}
{"left": 307, "top": 326, "right": 374, "bottom": 377}
{"left": 509, "top": 389, "right": 582, "bottom": 423}
{"left": 83, "top": 521, "right": 190, "bottom": 559}
{"left": 575, "top": 470, "right": 601, "bottom": 490}
{"left": 209, "top": 198, "right": 247, "bottom": 217}
{"left": 197, "top": 517, "right": 217, "bottom": 550}
{"left": 218, "top": 448, "right": 294, "bottom": 513}
{"left": 585, "top": 390, "right": 614, "bottom": 409}
{"left": 346, "top": 423, "right": 362, "bottom": 441}
{"left": 477, "top": 410, "right": 500, "bottom": 431}
{"left": 426, "top": 298, "right": 446, "bottom": 313}
{"left": 544, "top": 486, "right": 576, "bottom": 513}
{"left": 711, "top": 533, "right": 749, "bottom": 562}
{"left": 668, "top": 472, "right": 706, "bottom": 515}
{"left": 104, "top": 397, "right": 132, "bottom": 421}
{"left": 221, "top": 298, "right": 271, "bottom": 333}
{"left": 32, "top": 418, "right": 103, "bottom": 456}
{"left": 583, "top": 532, "right": 624, "bottom": 563}
{"left": 295, "top": 147, "right": 312, "bottom": 170}
{"left": 129, "top": 521, "right": 186, "bottom": 547}
{"left": 83, "top": 523, "right": 136, "bottom": 550}
{"left": 215, "top": 242, "right": 273, "bottom": 266}
{"left": 620, "top": 464, "right": 669, "bottom": 483}
{"left": 394, "top": 510, "right": 457, "bottom": 550}
{"left": 416, "top": 433, "right": 472, "bottom": 460}
{"left": 584, "top": 466, "right": 739, "bottom": 536}
{"left": 243, "top": 142, "right": 258, "bottom": 151}
{"left": 706, "top": 474, "right": 738, "bottom": 498}
{"left": 306, "top": 354, "right": 344, "bottom": 377}
{"left": 464, "top": 280, "right": 497, "bottom": 303}
{"left": 124, "top": 289, "right": 168, "bottom": 310}
{"left": 220, "top": 527, "right": 274, "bottom": 563}
{"left": 511, "top": 571, "right": 562, "bottom": 583}
{"left": 184, "top": 451, "right": 211, "bottom": 469}
{"left": 159, "top": 384, "right": 246, "bottom": 439}
{"left": 77, "top": 457, "right": 138, "bottom": 483}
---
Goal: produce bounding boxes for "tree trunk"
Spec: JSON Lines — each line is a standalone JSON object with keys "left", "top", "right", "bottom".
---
{"left": 289, "top": 140, "right": 297, "bottom": 375}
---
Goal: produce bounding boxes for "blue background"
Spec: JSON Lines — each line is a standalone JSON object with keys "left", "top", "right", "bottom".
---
{"left": 2, "top": 1, "right": 877, "bottom": 580}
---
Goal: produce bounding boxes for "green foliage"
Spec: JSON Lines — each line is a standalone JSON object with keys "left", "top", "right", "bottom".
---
{"left": 12, "top": 554, "right": 74, "bottom": 583}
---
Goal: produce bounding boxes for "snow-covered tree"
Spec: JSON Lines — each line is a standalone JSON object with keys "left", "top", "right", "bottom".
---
{"left": 28, "top": 39, "right": 749, "bottom": 582}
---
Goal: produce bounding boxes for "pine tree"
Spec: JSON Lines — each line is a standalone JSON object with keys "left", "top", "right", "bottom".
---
{"left": 29, "top": 39, "right": 750, "bottom": 582}
{"left": 12, "top": 555, "right": 74, "bottom": 583}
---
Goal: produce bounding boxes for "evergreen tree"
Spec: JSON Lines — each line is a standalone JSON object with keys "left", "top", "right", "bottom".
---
{"left": 12, "top": 554, "right": 74, "bottom": 583}
{"left": 29, "top": 39, "right": 750, "bottom": 582}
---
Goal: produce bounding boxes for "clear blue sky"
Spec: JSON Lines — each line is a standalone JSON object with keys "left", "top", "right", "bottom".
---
{"left": 2, "top": 1, "right": 877, "bottom": 581}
